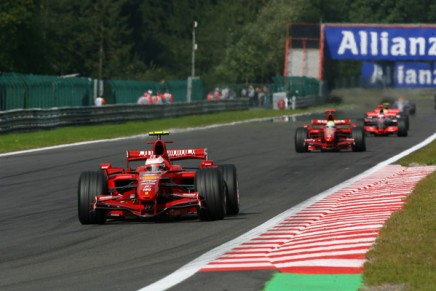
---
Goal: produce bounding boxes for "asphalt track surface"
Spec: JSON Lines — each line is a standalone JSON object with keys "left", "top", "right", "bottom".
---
{"left": 0, "top": 94, "right": 435, "bottom": 291}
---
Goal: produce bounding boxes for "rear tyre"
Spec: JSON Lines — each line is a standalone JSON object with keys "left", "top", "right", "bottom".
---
{"left": 351, "top": 127, "right": 366, "bottom": 152}
{"left": 409, "top": 103, "right": 416, "bottom": 115}
{"left": 295, "top": 127, "right": 308, "bottom": 153}
{"left": 195, "top": 168, "right": 225, "bottom": 221}
{"left": 397, "top": 118, "right": 408, "bottom": 137}
{"left": 78, "top": 171, "right": 108, "bottom": 224}
{"left": 399, "top": 113, "right": 409, "bottom": 130}
{"left": 219, "top": 164, "right": 239, "bottom": 216}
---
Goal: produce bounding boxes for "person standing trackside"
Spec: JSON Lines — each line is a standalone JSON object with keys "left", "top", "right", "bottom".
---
{"left": 138, "top": 91, "right": 152, "bottom": 105}
{"left": 95, "top": 96, "right": 106, "bottom": 106}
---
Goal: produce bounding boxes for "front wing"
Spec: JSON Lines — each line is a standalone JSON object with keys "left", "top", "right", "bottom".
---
{"left": 364, "top": 126, "right": 398, "bottom": 135}
{"left": 304, "top": 137, "right": 356, "bottom": 151}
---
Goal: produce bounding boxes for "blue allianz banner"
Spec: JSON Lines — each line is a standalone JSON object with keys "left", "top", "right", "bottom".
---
{"left": 394, "top": 62, "right": 436, "bottom": 88}
{"left": 361, "top": 61, "right": 393, "bottom": 88}
{"left": 324, "top": 25, "right": 436, "bottom": 60}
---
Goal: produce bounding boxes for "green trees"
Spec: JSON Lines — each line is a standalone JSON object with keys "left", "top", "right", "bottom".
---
{"left": 1, "top": 0, "right": 436, "bottom": 87}
{"left": 0, "top": 0, "right": 47, "bottom": 73}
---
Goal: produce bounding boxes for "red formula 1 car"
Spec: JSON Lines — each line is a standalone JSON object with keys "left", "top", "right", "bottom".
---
{"left": 78, "top": 131, "right": 239, "bottom": 224}
{"left": 294, "top": 109, "right": 366, "bottom": 152}
{"left": 360, "top": 104, "right": 408, "bottom": 137}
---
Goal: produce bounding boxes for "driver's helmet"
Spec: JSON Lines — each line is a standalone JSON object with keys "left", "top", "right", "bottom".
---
{"left": 326, "top": 120, "right": 335, "bottom": 128}
{"left": 145, "top": 156, "right": 166, "bottom": 171}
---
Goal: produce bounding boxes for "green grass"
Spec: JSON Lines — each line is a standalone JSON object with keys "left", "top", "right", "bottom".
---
{"left": 397, "top": 140, "right": 436, "bottom": 166}
{"left": 361, "top": 141, "right": 436, "bottom": 290}
{"left": 0, "top": 107, "right": 324, "bottom": 153}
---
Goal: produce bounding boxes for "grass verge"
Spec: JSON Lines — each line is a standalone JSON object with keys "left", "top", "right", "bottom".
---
{"left": 361, "top": 141, "right": 436, "bottom": 290}
{"left": 0, "top": 107, "right": 325, "bottom": 154}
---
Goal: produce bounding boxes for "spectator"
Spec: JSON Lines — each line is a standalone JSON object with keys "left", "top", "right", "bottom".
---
{"left": 207, "top": 91, "right": 214, "bottom": 101}
{"left": 247, "top": 85, "right": 256, "bottom": 107}
{"left": 163, "top": 91, "right": 174, "bottom": 104}
{"left": 221, "top": 87, "right": 229, "bottom": 99}
{"left": 214, "top": 88, "right": 221, "bottom": 100}
{"left": 95, "top": 96, "right": 106, "bottom": 106}
{"left": 256, "top": 87, "right": 265, "bottom": 106}
{"left": 240, "top": 87, "right": 247, "bottom": 98}
{"left": 138, "top": 91, "right": 152, "bottom": 105}
{"left": 152, "top": 92, "right": 163, "bottom": 104}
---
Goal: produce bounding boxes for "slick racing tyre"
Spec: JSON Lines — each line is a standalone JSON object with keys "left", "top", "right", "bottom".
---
{"left": 409, "top": 103, "right": 416, "bottom": 115}
{"left": 351, "top": 126, "right": 366, "bottom": 152}
{"left": 356, "top": 118, "right": 365, "bottom": 128}
{"left": 196, "top": 168, "right": 225, "bottom": 221}
{"left": 399, "top": 113, "right": 409, "bottom": 130}
{"left": 78, "top": 171, "right": 108, "bottom": 224}
{"left": 219, "top": 164, "right": 240, "bottom": 216}
{"left": 397, "top": 118, "right": 408, "bottom": 137}
{"left": 295, "top": 127, "right": 309, "bottom": 153}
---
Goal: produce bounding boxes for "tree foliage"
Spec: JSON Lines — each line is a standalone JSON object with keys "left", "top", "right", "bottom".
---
{"left": 1, "top": 0, "right": 436, "bottom": 86}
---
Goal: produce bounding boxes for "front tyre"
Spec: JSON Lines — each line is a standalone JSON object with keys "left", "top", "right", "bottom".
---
{"left": 195, "top": 168, "right": 225, "bottom": 221}
{"left": 219, "top": 164, "right": 239, "bottom": 216}
{"left": 351, "top": 127, "right": 366, "bottom": 152}
{"left": 397, "top": 118, "right": 408, "bottom": 137}
{"left": 78, "top": 171, "right": 108, "bottom": 224}
{"left": 295, "top": 127, "right": 308, "bottom": 153}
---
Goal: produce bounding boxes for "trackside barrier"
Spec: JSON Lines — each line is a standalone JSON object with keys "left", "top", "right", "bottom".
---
{"left": 272, "top": 93, "right": 321, "bottom": 110}
{"left": 0, "top": 99, "right": 249, "bottom": 133}
{"left": 290, "top": 95, "right": 320, "bottom": 109}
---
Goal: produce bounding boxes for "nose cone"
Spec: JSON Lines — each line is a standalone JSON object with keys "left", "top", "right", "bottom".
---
{"left": 137, "top": 173, "right": 159, "bottom": 200}
{"left": 324, "top": 128, "right": 336, "bottom": 142}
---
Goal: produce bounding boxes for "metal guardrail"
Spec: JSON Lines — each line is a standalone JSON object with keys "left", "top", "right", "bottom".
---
{"left": 272, "top": 93, "right": 322, "bottom": 109}
{"left": 0, "top": 99, "right": 249, "bottom": 133}
{"left": 289, "top": 95, "right": 320, "bottom": 109}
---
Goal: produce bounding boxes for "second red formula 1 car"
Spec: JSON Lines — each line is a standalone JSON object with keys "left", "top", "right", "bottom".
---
{"left": 294, "top": 109, "right": 366, "bottom": 152}
{"left": 360, "top": 104, "right": 408, "bottom": 137}
{"left": 78, "top": 131, "right": 239, "bottom": 224}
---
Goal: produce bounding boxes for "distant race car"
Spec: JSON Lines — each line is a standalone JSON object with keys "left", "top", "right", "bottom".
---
{"left": 294, "top": 109, "right": 366, "bottom": 152}
{"left": 359, "top": 104, "right": 408, "bottom": 137}
{"left": 381, "top": 96, "right": 416, "bottom": 116}
{"left": 78, "top": 131, "right": 239, "bottom": 224}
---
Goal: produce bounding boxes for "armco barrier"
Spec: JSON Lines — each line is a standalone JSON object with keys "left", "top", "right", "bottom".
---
{"left": 272, "top": 93, "right": 321, "bottom": 110}
{"left": 0, "top": 99, "right": 249, "bottom": 133}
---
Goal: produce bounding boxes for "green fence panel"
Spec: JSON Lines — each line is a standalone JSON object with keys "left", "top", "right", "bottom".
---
{"left": 164, "top": 80, "right": 187, "bottom": 102}
{"left": 25, "top": 75, "right": 57, "bottom": 108}
{"left": 0, "top": 73, "right": 27, "bottom": 110}
{"left": 107, "top": 80, "right": 160, "bottom": 104}
{"left": 55, "top": 77, "right": 92, "bottom": 107}
{"left": 272, "top": 76, "right": 319, "bottom": 97}
{"left": 0, "top": 74, "right": 94, "bottom": 109}
{"left": 107, "top": 79, "right": 205, "bottom": 104}
{"left": 192, "top": 78, "right": 204, "bottom": 102}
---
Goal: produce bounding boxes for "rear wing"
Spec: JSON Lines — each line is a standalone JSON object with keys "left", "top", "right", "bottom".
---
{"left": 367, "top": 111, "right": 397, "bottom": 117}
{"left": 127, "top": 148, "right": 208, "bottom": 162}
